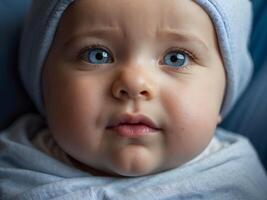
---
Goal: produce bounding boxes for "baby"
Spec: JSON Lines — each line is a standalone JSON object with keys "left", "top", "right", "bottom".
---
{"left": 0, "top": 0, "right": 267, "bottom": 199}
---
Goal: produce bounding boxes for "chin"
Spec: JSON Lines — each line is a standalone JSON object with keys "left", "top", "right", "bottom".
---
{"left": 110, "top": 156, "right": 163, "bottom": 177}
{"left": 109, "top": 161, "right": 171, "bottom": 177}
{"left": 113, "top": 165, "right": 176, "bottom": 177}
{"left": 110, "top": 159, "right": 186, "bottom": 177}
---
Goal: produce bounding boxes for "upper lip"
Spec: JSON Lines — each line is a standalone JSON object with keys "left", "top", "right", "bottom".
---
{"left": 107, "top": 114, "right": 161, "bottom": 130}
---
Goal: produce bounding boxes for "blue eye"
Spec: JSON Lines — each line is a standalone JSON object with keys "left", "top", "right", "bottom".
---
{"left": 163, "top": 51, "right": 189, "bottom": 68}
{"left": 83, "top": 48, "right": 113, "bottom": 64}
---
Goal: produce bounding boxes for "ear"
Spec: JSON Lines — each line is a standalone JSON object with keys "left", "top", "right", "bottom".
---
{"left": 217, "top": 115, "right": 222, "bottom": 124}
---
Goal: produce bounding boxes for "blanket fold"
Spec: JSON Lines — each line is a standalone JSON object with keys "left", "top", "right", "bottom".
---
{"left": 1, "top": 114, "right": 266, "bottom": 200}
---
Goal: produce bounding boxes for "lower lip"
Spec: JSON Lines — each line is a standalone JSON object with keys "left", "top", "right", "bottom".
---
{"left": 108, "top": 124, "right": 158, "bottom": 138}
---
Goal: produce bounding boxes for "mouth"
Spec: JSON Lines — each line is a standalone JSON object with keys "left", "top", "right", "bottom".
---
{"left": 106, "top": 114, "right": 161, "bottom": 138}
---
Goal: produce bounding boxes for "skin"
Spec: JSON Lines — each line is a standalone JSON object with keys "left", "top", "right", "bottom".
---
{"left": 42, "top": 0, "right": 226, "bottom": 176}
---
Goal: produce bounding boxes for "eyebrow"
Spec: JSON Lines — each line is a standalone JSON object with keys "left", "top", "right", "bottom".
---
{"left": 64, "top": 27, "right": 210, "bottom": 52}
{"left": 157, "top": 29, "right": 209, "bottom": 51}
{"left": 63, "top": 27, "right": 122, "bottom": 48}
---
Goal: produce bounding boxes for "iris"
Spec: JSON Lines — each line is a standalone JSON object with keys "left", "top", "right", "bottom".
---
{"left": 163, "top": 51, "right": 188, "bottom": 68}
{"left": 86, "top": 48, "right": 112, "bottom": 64}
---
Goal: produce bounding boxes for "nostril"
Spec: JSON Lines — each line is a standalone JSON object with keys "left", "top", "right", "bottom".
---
{"left": 120, "top": 90, "right": 128, "bottom": 96}
{"left": 120, "top": 90, "right": 128, "bottom": 97}
{"left": 119, "top": 90, "right": 150, "bottom": 99}
{"left": 140, "top": 91, "right": 149, "bottom": 96}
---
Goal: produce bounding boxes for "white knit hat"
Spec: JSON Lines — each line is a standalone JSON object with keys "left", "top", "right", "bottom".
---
{"left": 19, "top": 0, "right": 253, "bottom": 118}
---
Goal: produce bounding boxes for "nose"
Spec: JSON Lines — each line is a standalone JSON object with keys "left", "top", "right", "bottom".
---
{"left": 112, "top": 67, "right": 156, "bottom": 101}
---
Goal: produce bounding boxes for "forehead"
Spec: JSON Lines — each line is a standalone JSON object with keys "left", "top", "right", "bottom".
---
{"left": 58, "top": 0, "right": 217, "bottom": 48}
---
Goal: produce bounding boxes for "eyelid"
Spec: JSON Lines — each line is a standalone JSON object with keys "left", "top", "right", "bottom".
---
{"left": 158, "top": 48, "right": 197, "bottom": 71}
{"left": 162, "top": 47, "right": 197, "bottom": 62}
{"left": 78, "top": 43, "right": 114, "bottom": 62}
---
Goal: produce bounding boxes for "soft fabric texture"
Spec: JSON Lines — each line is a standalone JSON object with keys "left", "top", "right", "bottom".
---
{"left": 19, "top": 0, "right": 253, "bottom": 117}
{"left": 222, "top": 60, "right": 267, "bottom": 169}
{"left": 0, "top": 114, "right": 266, "bottom": 200}
{"left": 221, "top": 0, "right": 267, "bottom": 169}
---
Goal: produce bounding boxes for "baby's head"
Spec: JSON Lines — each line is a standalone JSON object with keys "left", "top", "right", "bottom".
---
{"left": 19, "top": 0, "right": 252, "bottom": 176}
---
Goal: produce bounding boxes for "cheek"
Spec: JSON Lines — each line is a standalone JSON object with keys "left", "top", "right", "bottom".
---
{"left": 161, "top": 79, "right": 222, "bottom": 129}
{"left": 43, "top": 71, "right": 106, "bottom": 156}
{"left": 44, "top": 75, "right": 99, "bottom": 127}
{"left": 160, "top": 79, "right": 222, "bottom": 163}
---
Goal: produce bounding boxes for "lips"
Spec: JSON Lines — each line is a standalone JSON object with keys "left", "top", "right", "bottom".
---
{"left": 107, "top": 114, "right": 161, "bottom": 138}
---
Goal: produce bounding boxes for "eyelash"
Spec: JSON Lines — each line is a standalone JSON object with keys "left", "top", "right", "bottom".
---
{"left": 162, "top": 47, "right": 197, "bottom": 62}
{"left": 77, "top": 44, "right": 198, "bottom": 67}
{"left": 78, "top": 43, "right": 113, "bottom": 61}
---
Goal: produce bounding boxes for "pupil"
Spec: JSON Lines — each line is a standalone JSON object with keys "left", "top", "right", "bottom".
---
{"left": 95, "top": 52, "right": 103, "bottom": 60}
{"left": 171, "top": 55, "right": 178, "bottom": 63}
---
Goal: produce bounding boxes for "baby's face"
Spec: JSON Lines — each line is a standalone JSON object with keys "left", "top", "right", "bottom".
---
{"left": 43, "top": 0, "right": 225, "bottom": 176}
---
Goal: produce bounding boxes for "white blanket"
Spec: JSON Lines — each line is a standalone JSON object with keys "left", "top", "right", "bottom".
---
{"left": 0, "top": 114, "right": 267, "bottom": 200}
